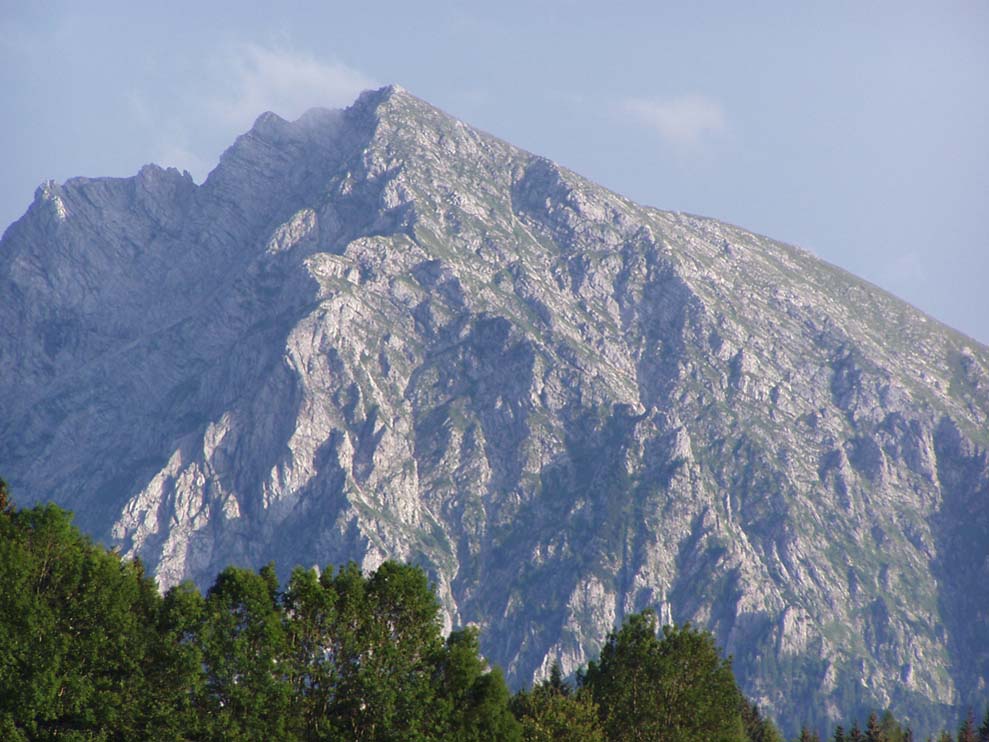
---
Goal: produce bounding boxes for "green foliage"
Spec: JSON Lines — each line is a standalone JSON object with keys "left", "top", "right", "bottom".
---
{"left": 434, "top": 627, "right": 522, "bottom": 741}
{"left": 282, "top": 565, "right": 338, "bottom": 739}
{"left": 511, "top": 663, "right": 604, "bottom": 741}
{"left": 829, "top": 709, "right": 912, "bottom": 742}
{"left": 309, "top": 560, "right": 447, "bottom": 740}
{"left": 741, "top": 700, "right": 783, "bottom": 742}
{"left": 0, "top": 482, "right": 983, "bottom": 741}
{"left": 0, "top": 477, "right": 11, "bottom": 513}
{"left": 199, "top": 564, "right": 295, "bottom": 740}
{"left": 0, "top": 491, "right": 518, "bottom": 741}
{"left": 829, "top": 709, "right": 913, "bottom": 742}
{"left": 0, "top": 503, "right": 162, "bottom": 740}
{"left": 879, "top": 709, "right": 909, "bottom": 742}
{"left": 454, "top": 665, "right": 522, "bottom": 741}
{"left": 959, "top": 708, "right": 979, "bottom": 742}
{"left": 864, "top": 711, "right": 884, "bottom": 742}
{"left": 151, "top": 580, "right": 207, "bottom": 738}
{"left": 583, "top": 610, "right": 746, "bottom": 741}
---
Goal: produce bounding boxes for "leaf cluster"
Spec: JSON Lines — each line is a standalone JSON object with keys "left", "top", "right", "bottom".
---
{"left": 0, "top": 497, "right": 519, "bottom": 741}
{"left": 4, "top": 483, "right": 980, "bottom": 742}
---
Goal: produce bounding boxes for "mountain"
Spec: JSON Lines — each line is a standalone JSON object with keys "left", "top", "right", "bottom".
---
{"left": 2, "top": 85, "right": 987, "bottom": 735}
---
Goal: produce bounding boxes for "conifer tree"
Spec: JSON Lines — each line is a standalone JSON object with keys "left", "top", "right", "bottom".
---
{"left": 0, "top": 478, "right": 11, "bottom": 514}
{"left": 740, "top": 699, "right": 783, "bottom": 742}
{"left": 979, "top": 706, "right": 989, "bottom": 742}
{"left": 546, "top": 662, "right": 569, "bottom": 697}
{"left": 865, "top": 711, "right": 885, "bottom": 742}
{"left": 959, "top": 708, "right": 978, "bottom": 742}
{"left": 878, "top": 709, "right": 907, "bottom": 742}
{"left": 3, "top": 476, "right": 986, "bottom": 741}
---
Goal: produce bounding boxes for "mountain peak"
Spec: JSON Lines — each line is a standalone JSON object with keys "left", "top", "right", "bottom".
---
{"left": 248, "top": 109, "right": 291, "bottom": 135}
{"left": 344, "top": 83, "right": 425, "bottom": 123}
{"left": 354, "top": 82, "right": 407, "bottom": 104}
{"left": 2, "top": 86, "right": 988, "bottom": 738}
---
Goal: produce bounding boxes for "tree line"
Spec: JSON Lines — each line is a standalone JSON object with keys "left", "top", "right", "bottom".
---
{"left": 793, "top": 707, "right": 989, "bottom": 742}
{"left": 0, "top": 479, "right": 983, "bottom": 741}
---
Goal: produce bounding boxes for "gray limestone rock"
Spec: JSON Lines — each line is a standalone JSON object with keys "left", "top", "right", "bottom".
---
{"left": 2, "top": 85, "right": 987, "bottom": 735}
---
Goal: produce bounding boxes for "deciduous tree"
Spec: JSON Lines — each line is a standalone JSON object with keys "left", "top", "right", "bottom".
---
{"left": 584, "top": 610, "right": 746, "bottom": 741}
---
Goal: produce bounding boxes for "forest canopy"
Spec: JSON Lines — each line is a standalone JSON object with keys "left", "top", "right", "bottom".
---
{"left": 0, "top": 482, "right": 980, "bottom": 741}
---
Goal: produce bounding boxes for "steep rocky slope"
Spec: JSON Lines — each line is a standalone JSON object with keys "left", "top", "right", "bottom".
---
{"left": 2, "top": 86, "right": 987, "bottom": 734}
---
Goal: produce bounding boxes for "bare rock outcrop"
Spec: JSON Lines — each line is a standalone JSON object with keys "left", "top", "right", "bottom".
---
{"left": 2, "top": 86, "right": 987, "bottom": 735}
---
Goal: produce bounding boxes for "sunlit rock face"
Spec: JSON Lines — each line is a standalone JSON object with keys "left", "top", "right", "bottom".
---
{"left": 2, "top": 85, "right": 987, "bottom": 735}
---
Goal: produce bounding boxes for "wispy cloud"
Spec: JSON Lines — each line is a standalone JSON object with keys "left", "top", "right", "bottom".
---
{"left": 127, "top": 43, "right": 376, "bottom": 181}
{"left": 622, "top": 95, "right": 727, "bottom": 152}
{"left": 209, "top": 43, "right": 376, "bottom": 130}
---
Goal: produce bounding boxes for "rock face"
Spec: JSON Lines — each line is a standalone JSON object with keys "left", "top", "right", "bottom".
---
{"left": 2, "top": 86, "right": 987, "bottom": 734}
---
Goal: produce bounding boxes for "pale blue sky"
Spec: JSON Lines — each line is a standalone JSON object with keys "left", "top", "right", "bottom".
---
{"left": 2, "top": 1, "right": 987, "bottom": 342}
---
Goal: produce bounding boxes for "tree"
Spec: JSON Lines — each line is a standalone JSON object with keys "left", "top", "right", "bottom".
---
{"left": 979, "top": 706, "right": 989, "bottom": 742}
{"left": 512, "top": 663, "right": 604, "bottom": 741}
{"left": 283, "top": 565, "right": 338, "bottom": 740}
{"left": 960, "top": 708, "right": 979, "bottom": 742}
{"left": 313, "top": 560, "right": 449, "bottom": 740}
{"left": 740, "top": 700, "right": 783, "bottom": 742}
{"left": 0, "top": 502, "right": 165, "bottom": 739}
{"left": 456, "top": 665, "right": 523, "bottom": 741}
{"left": 199, "top": 564, "right": 295, "bottom": 740}
{"left": 584, "top": 610, "right": 746, "bottom": 741}
{"left": 879, "top": 710, "right": 907, "bottom": 742}
{"left": 0, "top": 478, "right": 11, "bottom": 514}
{"left": 865, "top": 711, "right": 884, "bottom": 742}
{"left": 150, "top": 580, "right": 208, "bottom": 739}
{"left": 433, "top": 626, "right": 522, "bottom": 741}
{"left": 362, "top": 560, "right": 447, "bottom": 737}
{"left": 545, "top": 663, "right": 570, "bottom": 697}
{"left": 282, "top": 559, "right": 519, "bottom": 741}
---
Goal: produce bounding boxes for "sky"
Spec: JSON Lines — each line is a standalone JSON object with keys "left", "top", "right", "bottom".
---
{"left": 2, "top": 1, "right": 987, "bottom": 343}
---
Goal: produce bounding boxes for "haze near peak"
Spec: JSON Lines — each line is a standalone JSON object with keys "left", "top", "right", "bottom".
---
{"left": 1, "top": 3, "right": 986, "bottom": 343}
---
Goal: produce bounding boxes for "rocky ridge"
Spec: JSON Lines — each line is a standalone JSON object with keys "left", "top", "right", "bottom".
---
{"left": 2, "top": 86, "right": 988, "bottom": 735}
